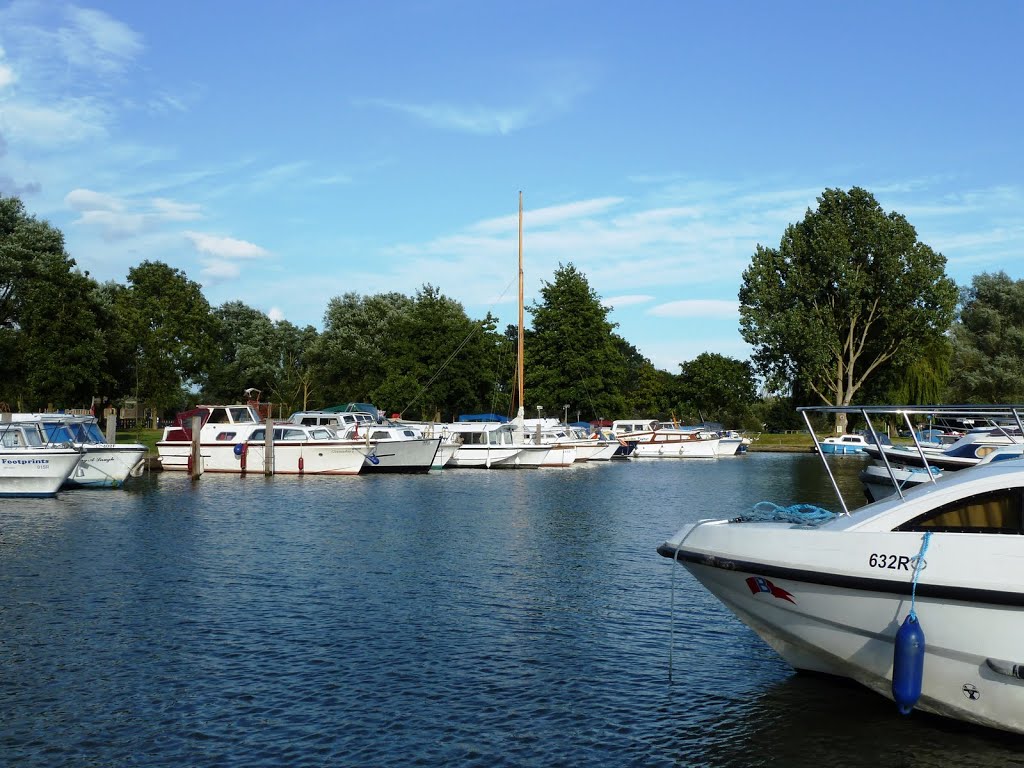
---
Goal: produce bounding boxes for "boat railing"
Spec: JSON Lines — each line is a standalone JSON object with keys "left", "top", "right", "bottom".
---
{"left": 798, "top": 404, "right": 1024, "bottom": 514}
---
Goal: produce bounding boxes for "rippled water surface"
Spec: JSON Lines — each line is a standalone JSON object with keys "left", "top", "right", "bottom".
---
{"left": 2, "top": 454, "right": 1023, "bottom": 767}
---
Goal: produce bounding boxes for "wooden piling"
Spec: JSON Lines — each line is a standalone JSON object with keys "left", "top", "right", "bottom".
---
{"left": 264, "top": 414, "right": 274, "bottom": 475}
{"left": 190, "top": 415, "right": 202, "bottom": 480}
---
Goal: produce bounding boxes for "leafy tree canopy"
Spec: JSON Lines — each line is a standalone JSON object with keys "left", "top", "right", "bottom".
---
{"left": 675, "top": 352, "right": 758, "bottom": 427}
{"left": 948, "top": 271, "right": 1024, "bottom": 402}
{"left": 739, "top": 187, "right": 957, "bottom": 426}
{"left": 0, "top": 195, "right": 104, "bottom": 409}
{"left": 526, "top": 263, "right": 629, "bottom": 421}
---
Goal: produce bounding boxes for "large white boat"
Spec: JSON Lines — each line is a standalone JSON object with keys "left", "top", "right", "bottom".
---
{"left": 443, "top": 422, "right": 528, "bottom": 468}
{"left": 612, "top": 418, "right": 720, "bottom": 458}
{"left": 0, "top": 419, "right": 83, "bottom": 497}
{"left": 17, "top": 413, "right": 147, "bottom": 488}
{"left": 289, "top": 410, "right": 442, "bottom": 473}
{"left": 522, "top": 419, "right": 617, "bottom": 462}
{"left": 659, "top": 403, "right": 1024, "bottom": 736}
{"left": 157, "top": 403, "right": 366, "bottom": 474}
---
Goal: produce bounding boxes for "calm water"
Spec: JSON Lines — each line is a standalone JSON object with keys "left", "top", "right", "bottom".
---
{"left": 2, "top": 453, "right": 1023, "bottom": 767}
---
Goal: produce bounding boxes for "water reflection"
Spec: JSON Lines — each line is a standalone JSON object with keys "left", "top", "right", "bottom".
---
{"left": 1, "top": 454, "right": 1018, "bottom": 767}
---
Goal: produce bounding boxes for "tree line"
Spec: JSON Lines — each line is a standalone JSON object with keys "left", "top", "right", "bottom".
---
{"left": 2, "top": 189, "right": 1020, "bottom": 431}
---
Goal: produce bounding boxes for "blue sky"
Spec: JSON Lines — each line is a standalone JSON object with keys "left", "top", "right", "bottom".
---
{"left": 1, "top": 1, "right": 1022, "bottom": 371}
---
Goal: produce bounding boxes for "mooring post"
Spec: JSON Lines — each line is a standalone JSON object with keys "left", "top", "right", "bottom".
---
{"left": 264, "top": 413, "right": 274, "bottom": 475}
{"left": 190, "top": 415, "right": 202, "bottom": 480}
{"left": 105, "top": 409, "right": 117, "bottom": 444}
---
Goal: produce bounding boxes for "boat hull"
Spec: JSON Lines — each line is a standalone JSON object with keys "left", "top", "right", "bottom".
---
{"left": 661, "top": 524, "right": 1024, "bottom": 736}
{"left": 447, "top": 446, "right": 521, "bottom": 468}
{"left": 360, "top": 437, "right": 441, "bottom": 473}
{"left": 631, "top": 438, "right": 719, "bottom": 458}
{"left": 0, "top": 449, "right": 82, "bottom": 497}
{"left": 156, "top": 441, "right": 366, "bottom": 475}
{"left": 66, "top": 445, "right": 148, "bottom": 488}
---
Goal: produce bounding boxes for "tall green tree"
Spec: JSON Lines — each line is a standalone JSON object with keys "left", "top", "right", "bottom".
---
{"left": 525, "top": 263, "right": 629, "bottom": 422}
{"left": 739, "top": 187, "right": 957, "bottom": 428}
{"left": 948, "top": 271, "right": 1024, "bottom": 402}
{"left": 383, "top": 285, "right": 506, "bottom": 420}
{"left": 204, "top": 301, "right": 281, "bottom": 402}
{"left": 117, "top": 260, "right": 218, "bottom": 415}
{"left": 675, "top": 352, "right": 758, "bottom": 427}
{"left": 0, "top": 195, "right": 105, "bottom": 409}
{"left": 307, "top": 291, "right": 415, "bottom": 407}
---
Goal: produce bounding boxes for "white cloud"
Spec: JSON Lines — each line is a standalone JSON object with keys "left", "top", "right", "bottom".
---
{"left": 268, "top": 307, "right": 286, "bottom": 322}
{"left": 59, "top": 7, "right": 143, "bottom": 74}
{"left": 186, "top": 231, "right": 270, "bottom": 259}
{"left": 66, "top": 188, "right": 123, "bottom": 212}
{"left": 200, "top": 259, "right": 243, "bottom": 281}
{"left": 1, "top": 100, "right": 109, "bottom": 146}
{"left": 0, "top": 63, "right": 14, "bottom": 89}
{"left": 65, "top": 189, "right": 204, "bottom": 239}
{"left": 366, "top": 98, "right": 531, "bottom": 135}
{"left": 648, "top": 299, "right": 739, "bottom": 319}
{"left": 604, "top": 294, "right": 654, "bottom": 308}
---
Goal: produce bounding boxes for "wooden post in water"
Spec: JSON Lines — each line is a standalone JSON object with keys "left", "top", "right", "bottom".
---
{"left": 190, "top": 415, "right": 202, "bottom": 480}
{"left": 264, "top": 413, "right": 274, "bottom": 475}
{"left": 104, "top": 410, "right": 116, "bottom": 444}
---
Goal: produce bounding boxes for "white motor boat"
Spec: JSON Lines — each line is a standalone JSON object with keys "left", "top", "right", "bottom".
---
{"left": 443, "top": 422, "right": 528, "bottom": 468}
{"left": 864, "top": 425, "right": 1022, "bottom": 471}
{"left": 659, "top": 403, "right": 1024, "bottom": 736}
{"left": 612, "top": 418, "right": 720, "bottom": 458}
{"left": 16, "top": 413, "right": 147, "bottom": 488}
{"left": 0, "top": 419, "right": 83, "bottom": 497}
{"left": 157, "top": 404, "right": 366, "bottom": 475}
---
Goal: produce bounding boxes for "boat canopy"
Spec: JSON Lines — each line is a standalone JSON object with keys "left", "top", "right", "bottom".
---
{"left": 458, "top": 413, "right": 509, "bottom": 423}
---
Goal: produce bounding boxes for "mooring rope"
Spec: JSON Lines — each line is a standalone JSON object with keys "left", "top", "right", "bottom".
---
{"left": 735, "top": 501, "right": 838, "bottom": 526}
{"left": 908, "top": 531, "right": 932, "bottom": 621}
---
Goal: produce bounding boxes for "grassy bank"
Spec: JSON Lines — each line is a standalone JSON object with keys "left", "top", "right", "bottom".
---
{"left": 748, "top": 432, "right": 816, "bottom": 452}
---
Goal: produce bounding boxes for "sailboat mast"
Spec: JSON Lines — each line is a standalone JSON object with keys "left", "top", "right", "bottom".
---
{"left": 517, "top": 191, "right": 525, "bottom": 420}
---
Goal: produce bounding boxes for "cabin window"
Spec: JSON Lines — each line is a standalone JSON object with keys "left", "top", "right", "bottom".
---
{"left": 250, "top": 429, "right": 265, "bottom": 441}
{"left": 299, "top": 417, "right": 319, "bottom": 426}
{"left": 215, "top": 431, "right": 237, "bottom": 441}
{"left": 230, "top": 407, "right": 256, "bottom": 424}
{"left": 403, "top": 430, "right": 417, "bottom": 438}
{"left": 896, "top": 488, "right": 1024, "bottom": 534}
{"left": 371, "top": 431, "right": 391, "bottom": 440}
{"left": 208, "top": 408, "right": 230, "bottom": 424}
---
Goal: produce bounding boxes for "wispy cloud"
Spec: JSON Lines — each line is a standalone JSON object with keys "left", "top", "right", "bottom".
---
{"left": 648, "top": 299, "right": 739, "bottom": 319}
{"left": 59, "top": 6, "right": 143, "bottom": 73}
{"left": 186, "top": 231, "right": 269, "bottom": 260}
{"left": 66, "top": 188, "right": 203, "bottom": 239}
{"left": 366, "top": 98, "right": 531, "bottom": 135}
{"left": 603, "top": 294, "right": 654, "bottom": 308}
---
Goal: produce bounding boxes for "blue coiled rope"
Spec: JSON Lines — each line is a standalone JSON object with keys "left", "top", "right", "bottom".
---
{"left": 736, "top": 501, "right": 838, "bottom": 526}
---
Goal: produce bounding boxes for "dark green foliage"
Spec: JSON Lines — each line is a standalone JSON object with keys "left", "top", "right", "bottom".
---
{"left": 948, "top": 272, "right": 1024, "bottom": 402}
{"left": 675, "top": 352, "right": 758, "bottom": 427}
{"left": 525, "top": 263, "right": 630, "bottom": 421}
{"left": 0, "top": 196, "right": 105, "bottom": 409}
{"left": 118, "top": 260, "right": 218, "bottom": 414}
{"left": 739, "top": 187, "right": 958, "bottom": 417}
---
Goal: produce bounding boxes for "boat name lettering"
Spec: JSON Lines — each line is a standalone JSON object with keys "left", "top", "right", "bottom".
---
{"left": 1, "top": 458, "right": 50, "bottom": 466}
{"left": 867, "top": 553, "right": 911, "bottom": 571}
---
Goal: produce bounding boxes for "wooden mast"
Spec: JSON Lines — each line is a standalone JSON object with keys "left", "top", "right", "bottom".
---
{"left": 517, "top": 192, "right": 525, "bottom": 421}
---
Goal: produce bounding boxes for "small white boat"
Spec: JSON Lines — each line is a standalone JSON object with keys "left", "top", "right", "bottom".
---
{"left": 659, "top": 403, "right": 1024, "bottom": 736}
{"left": 0, "top": 419, "right": 83, "bottom": 497}
{"left": 16, "top": 413, "right": 146, "bottom": 488}
{"left": 612, "top": 419, "right": 720, "bottom": 458}
{"left": 818, "top": 433, "right": 872, "bottom": 454}
{"left": 443, "top": 422, "right": 526, "bottom": 468}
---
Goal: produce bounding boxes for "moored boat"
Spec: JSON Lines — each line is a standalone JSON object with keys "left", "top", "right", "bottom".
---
{"left": 16, "top": 413, "right": 146, "bottom": 488}
{"left": 659, "top": 403, "right": 1024, "bottom": 736}
{"left": 0, "top": 418, "right": 83, "bottom": 497}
